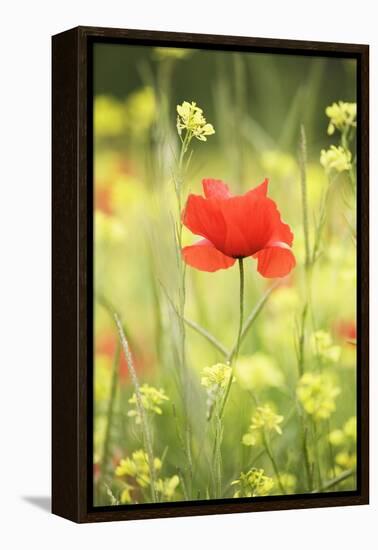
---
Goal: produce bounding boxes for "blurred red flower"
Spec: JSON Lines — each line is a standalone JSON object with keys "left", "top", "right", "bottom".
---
{"left": 96, "top": 332, "right": 154, "bottom": 383}
{"left": 335, "top": 320, "right": 357, "bottom": 344}
{"left": 182, "top": 178, "right": 296, "bottom": 278}
{"left": 95, "top": 181, "right": 113, "bottom": 214}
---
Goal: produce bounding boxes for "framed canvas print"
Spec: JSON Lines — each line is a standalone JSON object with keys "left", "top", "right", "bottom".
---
{"left": 52, "top": 26, "right": 369, "bottom": 523}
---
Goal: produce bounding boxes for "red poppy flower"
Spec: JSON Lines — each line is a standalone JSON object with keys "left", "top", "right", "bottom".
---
{"left": 182, "top": 178, "right": 295, "bottom": 278}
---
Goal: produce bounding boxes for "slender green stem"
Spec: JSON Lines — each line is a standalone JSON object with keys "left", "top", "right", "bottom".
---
{"left": 227, "top": 280, "right": 278, "bottom": 363}
{"left": 299, "top": 124, "right": 311, "bottom": 271}
{"left": 296, "top": 303, "right": 308, "bottom": 377}
{"left": 312, "top": 419, "right": 323, "bottom": 488}
{"left": 163, "top": 277, "right": 277, "bottom": 365}
{"left": 219, "top": 258, "right": 245, "bottom": 419}
{"left": 113, "top": 313, "right": 157, "bottom": 503}
{"left": 262, "top": 431, "right": 286, "bottom": 494}
{"left": 185, "top": 318, "right": 230, "bottom": 357}
{"left": 235, "top": 258, "right": 245, "bottom": 362}
{"left": 100, "top": 343, "right": 120, "bottom": 480}
{"left": 327, "top": 419, "right": 336, "bottom": 478}
{"left": 212, "top": 410, "right": 223, "bottom": 499}
{"left": 302, "top": 422, "right": 313, "bottom": 491}
{"left": 173, "top": 129, "right": 195, "bottom": 498}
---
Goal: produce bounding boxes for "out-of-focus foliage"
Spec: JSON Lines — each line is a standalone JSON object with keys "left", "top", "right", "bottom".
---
{"left": 93, "top": 44, "right": 357, "bottom": 506}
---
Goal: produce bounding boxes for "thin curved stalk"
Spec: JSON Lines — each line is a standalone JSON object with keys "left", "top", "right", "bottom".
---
{"left": 113, "top": 313, "right": 157, "bottom": 503}
{"left": 262, "top": 431, "right": 286, "bottom": 494}
{"left": 160, "top": 281, "right": 230, "bottom": 358}
{"left": 313, "top": 469, "right": 354, "bottom": 493}
{"left": 100, "top": 342, "right": 120, "bottom": 479}
{"left": 185, "top": 318, "right": 230, "bottom": 357}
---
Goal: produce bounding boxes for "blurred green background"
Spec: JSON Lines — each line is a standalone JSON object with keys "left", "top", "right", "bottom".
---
{"left": 93, "top": 43, "right": 357, "bottom": 506}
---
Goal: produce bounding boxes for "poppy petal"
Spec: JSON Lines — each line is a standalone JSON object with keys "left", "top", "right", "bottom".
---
{"left": 246, "top": 178, "right": 268, "bottom": 198}
{"left": 254, "top": 241, "right": 296, "bottom": 278}
{"left": 269, "top": 211, "right": 294, "bottom": 246}
{"left": 182, "top": 194, "right": 226, "bottom": 251}
{"left": 247, "top": 179, "right": 293, "bottom": 246}
{"left": 202, "top": 178, "right": 232, "bottom": 199}
{"left": 218, "top": 194, "right": 278, "bottom": 257}
{"left": 182, "top": 239, "right": 236, "bottom": 272}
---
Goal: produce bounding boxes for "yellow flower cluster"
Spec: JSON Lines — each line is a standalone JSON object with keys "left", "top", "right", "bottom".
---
{"left": 242, "top": 404, "right": 284, "bottom": 446}
{"left": 297, "top": 372, "right": 340, "bottom": 420}
{"left": 176, "top": 101, "right": 215, "bottom": 142}
{"left": 335, "top": 451, "right": 356, "bottom": 470}
{"left": 329, "top": 417, "right": 357, "bottom": 473}
{"left": 115, "top": 450, "right": 162, "bottom": 488}
{"left": 155, "top": 475, "right": 180, "bottom": 501}
{"left": 232, "top": 468, "right": 274, "bottom": 498}
{"left": 201, "top": 363, "right": 233, "bottom": 389}
{"left": 128, "top": 384, "right": 169, "bottom": 424}
{"left": 201, "top": 363, "right": 234, "bottom": 419}
{"left": 311, "top": 330, "right": 341, "bottom": 364}
{"left": 320, "top": 145, "right": 352, "bottom": 174}
{"left": 329, "top": 416, "right": 357, "bottom": 446}
{"left": 116, "top": 450, "right": 180, "bottom": 503}
{"left": 325, "top": 101, "right": 357, "bottom": 136}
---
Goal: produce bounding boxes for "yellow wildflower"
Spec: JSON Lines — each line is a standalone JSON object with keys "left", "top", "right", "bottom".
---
{"left": 335, "top": 451, "right": 356, "bottom": 470}
{"left": 242, "top": 404, "right": 284, "bottom": 446}
{"left": 155, "top": 475, "right": 180, "bottom": 501}
{"left": 320, "top": 145, "right": 352, "bottom": 174}
{"left": 120, "top": 483, "right": 134, "bottom": 504}
{"left": 325, "top": 101, "right": 356, "bottom": 135}
{"left": 344, "top": 416, "right": 357, "bottom": 441}
{"left": 128, "top": 384, "right": 169, "bottom": 424}
{"left": 201, "top": 363, "right": 234, "bottom": 419}
{"left": 176, "top": 101, "right": 215, "bottom": 141}
{"left": 201, "top": 363, "right": 233, "bottom": 389}
{"left": 311, "top": 330, "right": 341, "bottom": 364}
{"left": 232, "top": 468, "right": 274, "bottom": 498}
{"left": 329, "top": 416, "right": 357, "bottom": 447}
{"left": 115, "top": 449, "right": 162, "bottom": 488}
{"left": 328, "top": 429, "right": 346, "bottom": 446}
{"left": 297, "top": 372, "right": 340, "bottom": 420}
{"left": 250, "top": 404, "right": 284, "bottom": 434}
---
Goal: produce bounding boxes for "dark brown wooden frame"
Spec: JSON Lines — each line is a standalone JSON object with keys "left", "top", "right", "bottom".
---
{"left": 52, "top": 25, "right": 369, "bottom": 523}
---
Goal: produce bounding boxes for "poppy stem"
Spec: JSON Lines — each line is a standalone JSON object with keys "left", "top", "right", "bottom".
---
{"left": 219, "top": 258, "right": 244, "bottom": 420}
{"left": 235, "top": 258, "right": 245, "bottom": 363}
